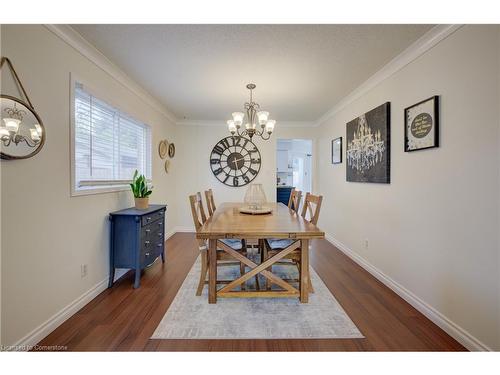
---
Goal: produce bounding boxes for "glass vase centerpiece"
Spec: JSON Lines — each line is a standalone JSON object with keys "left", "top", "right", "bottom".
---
{"left": 244, "top": 183, "right": 267, "bottom": 210}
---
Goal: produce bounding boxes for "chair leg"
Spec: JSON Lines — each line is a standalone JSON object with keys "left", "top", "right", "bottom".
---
{"left": 239, "top": 262, "right": 246, "bottom": 291}
{"left": 254, "top": 240, "right": 263, "bottom": 291}
{"left": 196, "top": 250, "right": 208, "bottom": 296}
{"left": 261, "top": 243, "right": 273, "bottom": 291}
{"left": 254, "top": 275, "right": 260, "bottom": 291}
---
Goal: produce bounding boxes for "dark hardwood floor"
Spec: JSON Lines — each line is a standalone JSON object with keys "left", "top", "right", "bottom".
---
{"left": 36, "top": 233, "right": 466, "bottom": 351}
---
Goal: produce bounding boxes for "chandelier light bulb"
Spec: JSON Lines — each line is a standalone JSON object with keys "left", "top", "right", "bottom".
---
{"left": 30, "top": 128, "right": 40, "bottom": 141}
{"left": 257, "top": 111, "right": 269, "bottom": 126}
{"left": 34, "top": 124, "right": 43, "bottom": 136}
{"left": 3, "top": 118, "right": 21, "bottom": 132}
{"left": 227, "top": 120, "right": 236, "bottom": 134}
{"left": 232, "top": 112, "right": 244, "bottom": 127}
{"left": 265, "top": 119, "right": 276, "bottom": 133}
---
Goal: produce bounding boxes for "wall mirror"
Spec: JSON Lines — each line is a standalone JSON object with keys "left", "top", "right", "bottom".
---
{"left": 1, "top": 57, "right": 46, "bottom": 160}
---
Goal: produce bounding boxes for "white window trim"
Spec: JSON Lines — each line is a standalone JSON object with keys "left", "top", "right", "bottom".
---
{"left": 69, "top": 73, "right": 152, "bottom": 197}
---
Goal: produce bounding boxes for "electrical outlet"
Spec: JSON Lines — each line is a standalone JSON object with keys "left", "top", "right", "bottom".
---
{"left": 364, "top": 239, "right": 369, "bottom": 249}
{"left": 81, "top": 264, "right": 88, "bottom": 278}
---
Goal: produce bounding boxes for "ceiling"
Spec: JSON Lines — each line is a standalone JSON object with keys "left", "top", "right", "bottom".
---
{"left": 71, "top": 24, "right": 434, "bottom": 123}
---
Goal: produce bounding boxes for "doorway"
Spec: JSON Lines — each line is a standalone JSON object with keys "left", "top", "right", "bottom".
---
{"left": 276, "top": 139, "right": 313, "bottom": 204}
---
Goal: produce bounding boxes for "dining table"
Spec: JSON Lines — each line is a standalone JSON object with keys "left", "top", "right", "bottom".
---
{"left": 196, "top": 202, "right": 325, "bottom": 303}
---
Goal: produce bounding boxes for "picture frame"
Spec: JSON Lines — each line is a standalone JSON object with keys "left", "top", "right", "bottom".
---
{"left": 404, "top": 96, "right": 439, "bottom": 152}
{"left": 346, "top": 102, "right": 390, "bottom": 184}
{"left": 331, "top": 137, "right": 342, "bottom": 164}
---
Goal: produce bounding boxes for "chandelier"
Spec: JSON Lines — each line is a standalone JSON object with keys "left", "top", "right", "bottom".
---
{"left": 227, "top": 83, "right": 276, "bottom": 141}
{"left": 0, "top": 102, "right": 43, "bottom": 147}
{"left": 346, "top": 114, "right": 385, "bottom": 172}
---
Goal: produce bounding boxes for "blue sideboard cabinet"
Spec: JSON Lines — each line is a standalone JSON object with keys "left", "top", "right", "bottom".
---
{"left": 108, "top": 204, "right": 167, "bottom": 288}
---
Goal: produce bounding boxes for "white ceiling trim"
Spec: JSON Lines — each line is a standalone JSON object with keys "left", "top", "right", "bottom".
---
{"left": 314, "top": 24, "right": 463, "bottom": 127}
{"left": 176, "top": 119, "right": 313, "bottom": 128}
{"left": 44, "top": 24, "right": 178, "bottom": 124}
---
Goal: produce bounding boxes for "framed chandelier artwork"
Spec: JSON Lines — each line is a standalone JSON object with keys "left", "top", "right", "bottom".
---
{"left": 346, "top": 102, "right": 390, "bottom": 183}
{"left": 1, "top": 57, "right": 46, "bottom": 160}
{"left": 404, "top": 96, "right": 439, "bottom": 152}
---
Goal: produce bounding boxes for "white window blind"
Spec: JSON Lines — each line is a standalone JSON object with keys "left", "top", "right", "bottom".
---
{"left": 73, "top": 82, "right": 152, "bottom": 193}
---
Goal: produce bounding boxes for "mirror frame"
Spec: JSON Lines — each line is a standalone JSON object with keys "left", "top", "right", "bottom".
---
{"left": 0, "top": 94, "right": 46, "bottom": 160}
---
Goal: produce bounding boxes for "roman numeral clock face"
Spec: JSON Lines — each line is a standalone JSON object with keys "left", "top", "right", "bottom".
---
{"left": 210, "top": 136, "right": 261, "bottom": 187}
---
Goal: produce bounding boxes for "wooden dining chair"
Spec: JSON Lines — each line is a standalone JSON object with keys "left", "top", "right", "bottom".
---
{"left": 204, "top": 189, "right": 216, "bottom": 217}
{"left": 203, "top": 188, "right": 261, "bottom": 290}
{"left": 189, "top": 192, "right": 251, "bottom": 295}
{"left": 287, "top": 188, "right": 302, "bottom": 214}
{"left": 262, "top": 192, "right": 323, "bottom": 292}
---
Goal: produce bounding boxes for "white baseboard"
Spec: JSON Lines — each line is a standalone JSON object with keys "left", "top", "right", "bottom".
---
{"left": 324, "top": 233, "right": 492, "bottom": 352}
{"left": 6, "top": 276, "right": 110, "bottom": 351}
{"left": 5, "top": 229, "right": 191, "bottom": 351}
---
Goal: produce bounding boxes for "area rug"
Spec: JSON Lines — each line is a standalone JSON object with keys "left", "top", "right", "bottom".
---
{"left": 151, "top": 253, "right": 363, "bottom": 339}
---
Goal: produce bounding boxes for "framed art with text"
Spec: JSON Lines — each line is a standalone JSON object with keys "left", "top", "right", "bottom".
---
{"left": 332, "top": 137, "right": 342, "bottom": 164}
{"left": 346, "top": 102, "right": 390, "bottom": 183}
{"left": 404, "top": 96, "right": 439, "bottom": 152}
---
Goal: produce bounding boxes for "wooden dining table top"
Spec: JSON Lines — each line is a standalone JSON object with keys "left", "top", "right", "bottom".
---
{"left": 196, "top": 202, "right": 325, "bottom": 240}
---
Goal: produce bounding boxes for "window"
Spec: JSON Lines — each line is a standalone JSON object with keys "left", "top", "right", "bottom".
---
{"left": 71, "top": 81, "right": 152, "bottom": 195}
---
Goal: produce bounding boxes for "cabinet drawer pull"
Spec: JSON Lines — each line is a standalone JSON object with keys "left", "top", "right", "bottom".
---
{"left": 145, "top": 252, "right": 150, "bottom": 257}
{"left": 146, "top": 216, "right": 152, "bottom": 222}
{"left": 157, "top": 243, "right": 162, "bottom": 247}
{"left": 145, "top": 240, "right": 150, "bottom": 245}
{"left": 145, "top": 229, "right": 151, "bottom": 234}
{"left": 158, "top": 222, "right": 163, "bottom": 227}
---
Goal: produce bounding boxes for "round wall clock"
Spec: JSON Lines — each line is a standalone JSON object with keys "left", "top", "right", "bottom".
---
{"left": 210, "top": 136, "right": 261, "bottom": 187}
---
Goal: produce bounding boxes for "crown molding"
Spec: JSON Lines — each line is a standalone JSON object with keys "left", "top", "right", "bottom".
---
{"left": 44, "top": 24, "right": 178, "bottom": 124}
{"left": 314, "top": 24, "right": 464, "bottom": 127}
{"left": 176, "top": 119, "right": 313, "bottom": 128}
{"left": 44, "top": 24, "right": 463, "bottom": 130}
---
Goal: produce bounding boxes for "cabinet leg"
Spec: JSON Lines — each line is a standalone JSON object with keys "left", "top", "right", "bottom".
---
{"left": 134, "top": 268, "right": 141, "bottom": 288}
{"left": 108, "top": 268, "right": 115, "bottom": 288}
{"left": 161, "top": 249, "right": 165, "bottom": 263}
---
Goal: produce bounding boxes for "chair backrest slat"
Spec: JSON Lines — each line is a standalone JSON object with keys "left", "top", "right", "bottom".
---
{"left": 205, "top": 189, "right": 216, "bottom": 217}
{"left": 300, "top": 192, "right": 323, "bottom": 225}
{"left": 287, "top": 188, "right": 302, "bottom": 214}
{"left": 189, "top": 192, "right": 208, "bottom": 248}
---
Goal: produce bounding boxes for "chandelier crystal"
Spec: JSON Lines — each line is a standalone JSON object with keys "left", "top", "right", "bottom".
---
{"left": 227, "top": 83, "right": 276, "bottom": 140}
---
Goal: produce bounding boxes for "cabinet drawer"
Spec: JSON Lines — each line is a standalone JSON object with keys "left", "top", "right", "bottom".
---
{"left": 141, "top": 240, "right": 163, "bottom": 266}
{"left": 141, "top": 226, "right": 164, "bottom": 240}
{"left": 141, "top": 210, "right": 165, "bottom": 226}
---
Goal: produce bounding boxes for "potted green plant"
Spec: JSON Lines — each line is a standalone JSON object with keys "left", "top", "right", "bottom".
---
{"left": 130, "top": 170, "right": 152, "bottom": 209}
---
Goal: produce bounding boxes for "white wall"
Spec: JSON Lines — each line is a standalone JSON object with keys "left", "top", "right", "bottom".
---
{"left": 174, "top": 124, "right": 316, "bottom": 228}
{"left": 0, "top": 25, "right": 179, "bottom": 347}
{"left": 316, "top": 25, "right": 500, "bottom": 350}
